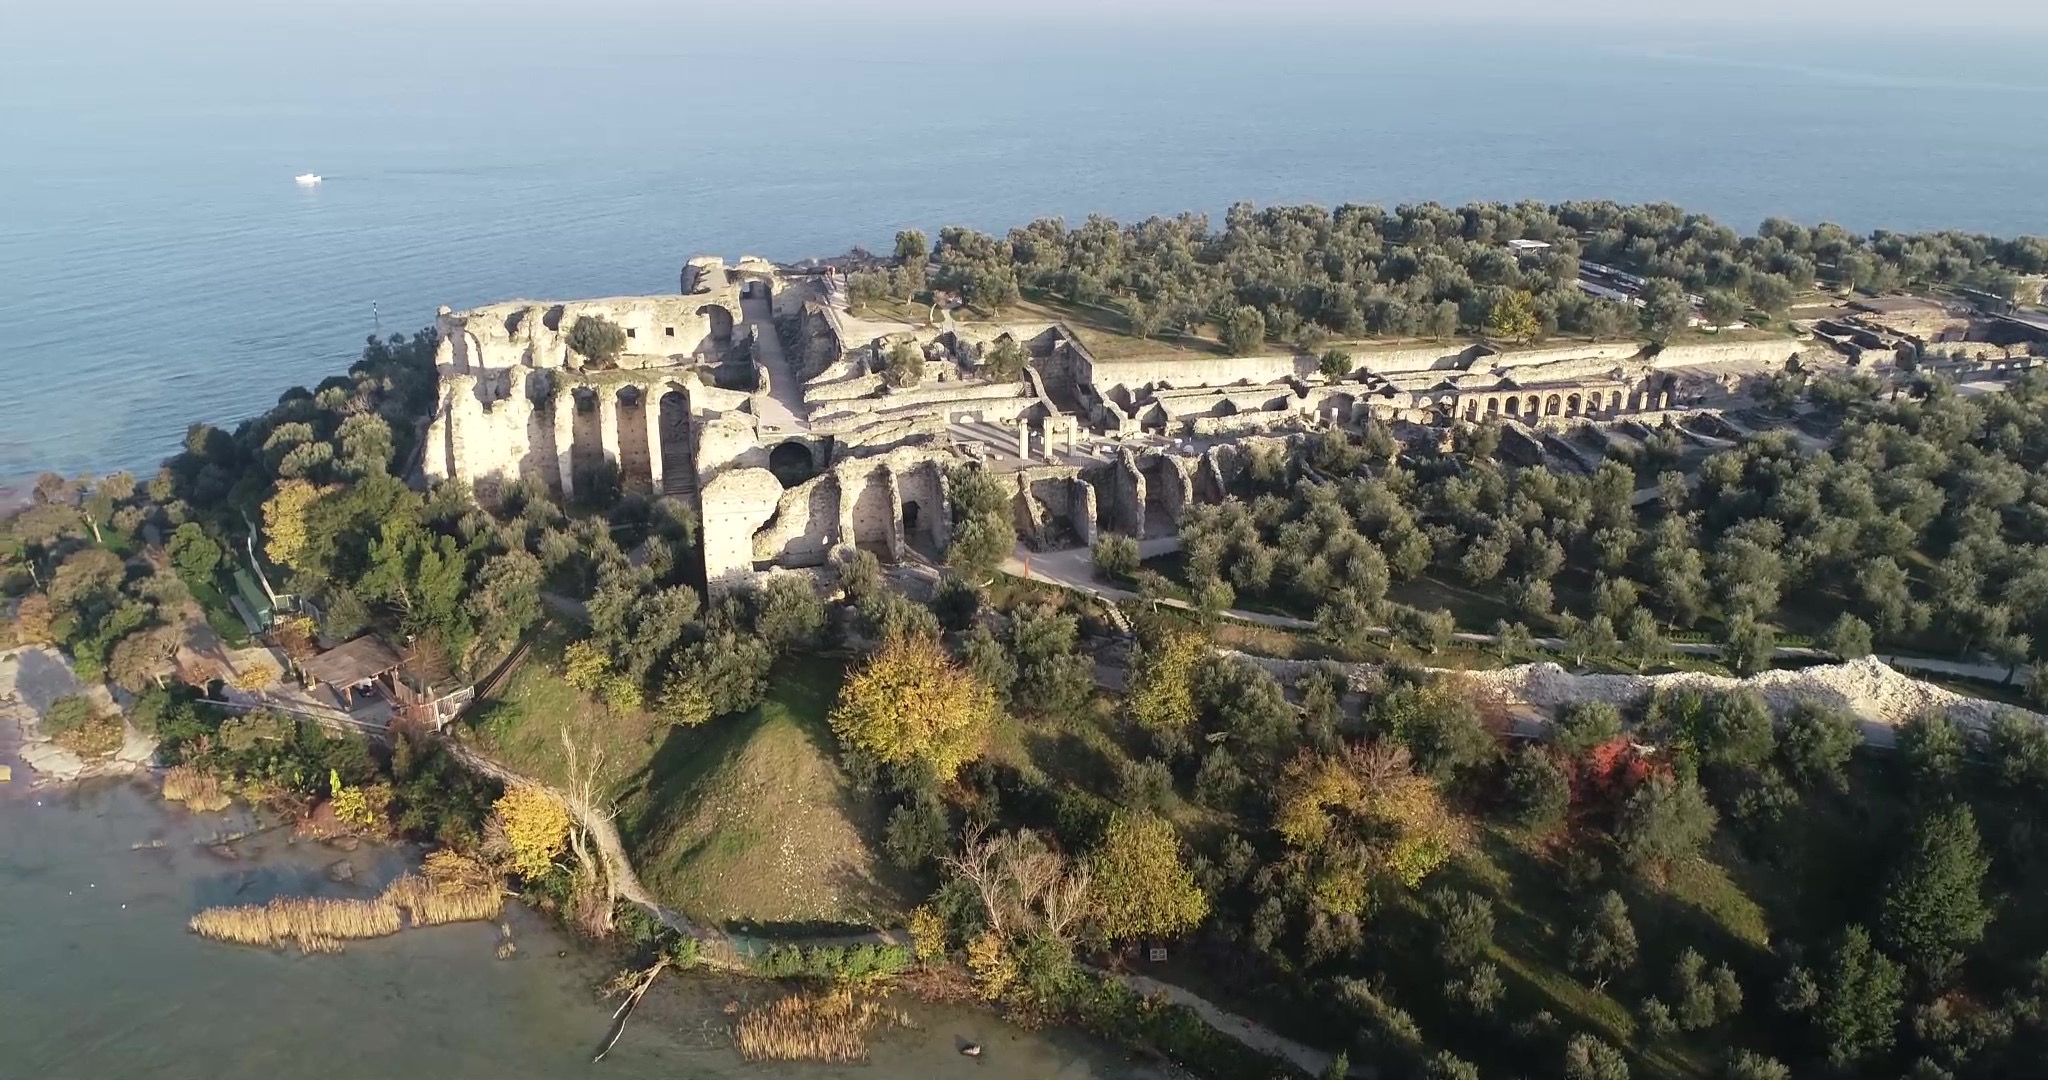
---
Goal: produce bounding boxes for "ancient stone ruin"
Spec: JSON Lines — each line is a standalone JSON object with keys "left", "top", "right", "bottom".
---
{"left": 421, "top": 253, "right": 2033, "bottom": 592}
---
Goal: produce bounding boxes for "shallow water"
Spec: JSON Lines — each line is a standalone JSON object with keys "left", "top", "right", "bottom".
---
{"left": 0, "top": 780, "right": 1160, "bottom": 1080}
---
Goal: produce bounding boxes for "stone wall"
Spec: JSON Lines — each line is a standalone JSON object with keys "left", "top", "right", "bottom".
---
{"left": 1089, "top": 352, "right": 1307, "bottom": 393}
{"left": 702, "top": 467, "right": 785, "bottom": 588}
{"left": 1489, "top": 341, "right": 1643, "bottom": 369}
{"left": 1650, "top": 336, "right": 1805, "bottom": 369}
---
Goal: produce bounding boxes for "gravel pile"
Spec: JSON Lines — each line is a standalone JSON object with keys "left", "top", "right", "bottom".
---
{"left": 1216, "top": 651, "right": 2043, "bottom": 736}
{"left": 1457, "top": 657, "right": 2041, "bottom": 732}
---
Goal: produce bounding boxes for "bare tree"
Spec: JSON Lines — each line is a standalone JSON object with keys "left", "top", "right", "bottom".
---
{"left": 560, "top": 719, "right": 620, "bottom": 936}
{"left": 942, "top": 825, "right": 1094, "bottom": 945}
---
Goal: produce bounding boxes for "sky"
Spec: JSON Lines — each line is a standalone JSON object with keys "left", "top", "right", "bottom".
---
{"left": 6, "top": 0, "right": 2046, "bottom": 31}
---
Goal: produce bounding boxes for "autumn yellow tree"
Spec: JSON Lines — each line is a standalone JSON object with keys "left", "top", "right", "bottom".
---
{"left": 1486, "top": 289, "right": 1541, "bottom": 344}
{"left": 1274, "top": 750, "right": 1365, "bottom": 849}
{"left": 492, "top": 784, "right": 572, "bottom": 880}
{"left": 1124, "top": 626, "right": 1207, "bottom": 734}
{"left": 829, "top": 631, "right": 998, "bottom": 780}
{"left": 262, "top": 479, "right": 323, "bottom": 571}
{"left": 1088, "top": 810, "right": 1208, "bottom": 941}
{"left": 1274, "top": 744, "right": 1467, "bottom": 891}
{"left": 561, "top": 640, "right": 611, "bottom": 693}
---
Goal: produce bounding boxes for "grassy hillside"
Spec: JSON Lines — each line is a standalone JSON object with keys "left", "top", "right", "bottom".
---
{"left": 471, "top": 645, "right": 909, "bottom": 930}
{"left": 616, "top": 658, "right": 913, "bottom": 930}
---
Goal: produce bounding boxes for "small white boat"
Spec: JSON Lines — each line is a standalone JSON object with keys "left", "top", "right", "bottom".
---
{"left": 294, "top": 173, "right": 322, "bottom": 186}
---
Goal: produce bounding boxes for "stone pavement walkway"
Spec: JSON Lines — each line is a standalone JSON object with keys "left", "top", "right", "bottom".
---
{"left": 744, "top": 293, "right": 805, "bottom": 434}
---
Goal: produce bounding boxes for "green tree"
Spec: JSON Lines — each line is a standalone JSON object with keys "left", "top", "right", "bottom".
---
{"left": 1557, "top": 700, "right": 1625, "bottom": 756}
{"left": 1618, "top": 773, "right": 1718, "bottom": 871}
{"left": 1092, "top": 532, "right": 1140, "bottom": 579}
{"left": 566, "top": 315, "right": 627, "bottom": 367}
{"left": 982, "top": 336, "right": 1028, "bottom": 381}
{"left": 1702, "top": 290, "right": 1745, "bottom": 328}
{"left": 1880, "top": 803, "right": 1992, "bottom": 983}
{"left": 1568, "top": 890, "right": 1639, "bottom": 989}
{"left": 946, "top": 466, "right": 1016, "bottom": 583}
{"left": 1822, "top": 612, "right": 1874, "bottom": 660}
{"left": 1425, "top": 300, "right": 1461, "bottom": 342}
{"left": 893, "top": 228, "right": 928, "bottom": 267}
{"left": 167, "top": 523, "right": 222, "bottom": 582}
{"left": 1319, "top": 348, "right": 1353, "bottom": 380}
{"left": 750, "top": 575, "right": 826, "bottom": 654}
{"left": 1563, "top": 1033, "right": 1629, "bottom": 1080}
{"left": 1898, "top": 712, "right": 1965, "bottom": 792}
{"left": 465, "top": 550, "right": 544, "bottom": 659}
{"left": 1814, "top": 926, "right": 1905, "bottom": 1067}
{"left": 1720, "top": 1050, "right": 1791, "bottom": 1080}
{"left": 883, "top": 340, "right": 925, "bottom": 388}
{"left": 1722, "top": 613, "right": 1777, "bottom": 675}
{"left": 1222, "top": 305, "right": 1266, "bottom": 356}
{"left": 1429, "top": 888, "right": 1495, "bottom": 967}
{"left": 1088, "top": 810, "right": 1209, "bottom": 941}
{"left": 1487, "top": 289, "right": 1541, "bottom": 343}
{"left": 1503, "top": 744, "right": 1571, "bottom": 831}
{"left": 1776, "top": 700, "right": 1860, "bottom": 792}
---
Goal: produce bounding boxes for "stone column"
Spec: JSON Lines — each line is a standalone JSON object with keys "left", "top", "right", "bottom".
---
{"left": 553, "top": 395, "right": 577, "bottom": 503}
{"left": 1064, "top": 418, "right": 1076, "bottom": 457}
{"left": 599, "top": 391, "right": 622, "bottom": 468}
{"left": 644, "top": 387, "right": 666, "bottom": 492}
{"left": 1015, "top": 419, "right": 1029, "bottom": 460}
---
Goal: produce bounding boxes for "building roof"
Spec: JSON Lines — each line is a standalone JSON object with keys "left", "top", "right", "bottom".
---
{"left": 1506, "top": 239, "right": 1552, "bottom": 252}
{"left": 299, "top": 635, "right": 405, "bottom": 687}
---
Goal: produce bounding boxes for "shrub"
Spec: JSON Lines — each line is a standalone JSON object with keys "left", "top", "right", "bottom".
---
{"left": 42, "top": 694, "right": 99, "bottom": 735}
{"left": 1092, "top": 532, "right": 1140, "bottom": 579}
{"left": 566, "top": 315, "right": 626, "bottom": 366}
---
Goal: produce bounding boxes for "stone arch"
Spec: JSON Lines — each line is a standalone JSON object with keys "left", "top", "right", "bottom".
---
{"left": 568, "top": 386, "right": 606, "bottom": 494}
{"left": 1609, "top": 390, "right": 1623, "bottom": 413}
{"left": 1566, "top": 392, "right": 1582, "bottom": 416}
{"left": 1526, "top": 395, "right": 1541, "bottom": 417}
{"left": 1505, "top": 397, "right": 1521, "bottom": 417}
{"left": 614, "top": 385, "right": 652, "bottom": 492}
{"left": 1543, "top": 394, "right": 1561, "bottom": 417}
{"left": 657, "top": 387, "right": 692, "bottom": 494}
{"left": 696, "top": 303, "right": 736, "bottom": 355}
{"left": 1212, "top": 398, "right": 1238, "bottom": 417}
{"left": 768, "top": 439, "right": 819, "bottom": 489}
{"left": 1485, "top": 396, "right": 1500, "bottom": 417}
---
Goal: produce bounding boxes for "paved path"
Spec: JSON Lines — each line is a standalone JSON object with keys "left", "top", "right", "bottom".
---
{"left": 1089, "top": 966, "right": 1335, "bottom": 1078}
{"left": 744, "top": 293, "right": 805, "bottom": 434}
{"left": 1006, "top": 544, "right": 2019, "bottom": 687}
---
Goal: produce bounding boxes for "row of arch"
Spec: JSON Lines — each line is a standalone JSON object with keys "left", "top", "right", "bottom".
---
{"left": 1457, "top": 385, "right": 1671, "bottom": 423}
{"left": 555, "top": 382, "right": 694, "bottom": 500}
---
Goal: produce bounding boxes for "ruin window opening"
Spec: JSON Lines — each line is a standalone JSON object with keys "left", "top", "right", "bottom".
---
{"left": 768, "top": 440, "right": 818, "bottom": 489}
{"left": 903, "top": 500, "right": 922, "bottom": 532}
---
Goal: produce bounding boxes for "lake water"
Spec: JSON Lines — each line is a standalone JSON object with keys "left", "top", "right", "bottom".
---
{"left": 0, "top": 779, "right": 1160, "bottom": 1080}
{"left": 2, "top": 11, "right": 2046, "bottom": 488}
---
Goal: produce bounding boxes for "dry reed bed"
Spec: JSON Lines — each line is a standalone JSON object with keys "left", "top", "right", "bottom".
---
{"left": 189, "top": 896, "right": 402, "bottom": 954}
{"left": 190, "top": 851, "right": 505, "bottom": 954}
{"left": 732, "top": 991, "right": 911, "bottom": 1063}
{"left": 161, "top": 765, "right": 232, "bottom": 812}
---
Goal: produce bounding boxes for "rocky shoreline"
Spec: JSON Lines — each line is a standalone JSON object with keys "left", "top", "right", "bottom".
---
{"left": 0, "top": 645, "right": 155, "bottom": 786}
